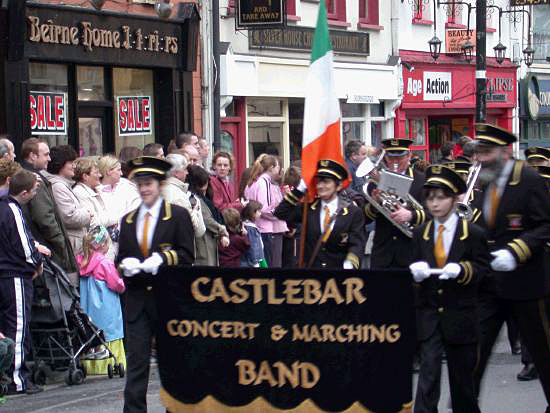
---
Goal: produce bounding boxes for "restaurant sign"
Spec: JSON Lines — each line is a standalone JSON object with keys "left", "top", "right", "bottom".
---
{"left": 249, "top": 27, "right": 369, "bottom": 56}
{"left": 117, "top": 96, "right": 153, "bottom": 136}
{"left": 237, "top": 0, "right": 285, "bottom": 29}
{"left": 29, "top": 92, "right": 67, "bottom": 136}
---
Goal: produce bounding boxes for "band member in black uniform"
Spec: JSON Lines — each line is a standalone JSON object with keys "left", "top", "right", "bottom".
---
{"left": 116, "top": 156, "right": 195, "bottom": 413}
{"left": 534, "top": 165, "right": 550, "bottom": 191}
{"left": 409, "top": 165, "right": 489, "bottom": 413}
{"left": 274, "top": 159, "right": 365, "bottom": 269}
{"left": 470, "top": 124, "right": 550, "bottom": 412}
{"left": 364, "top": 138, "right": 427, "bottom": 268}
{"left": 525, "top": 146, "right": 550, "bottom": 167}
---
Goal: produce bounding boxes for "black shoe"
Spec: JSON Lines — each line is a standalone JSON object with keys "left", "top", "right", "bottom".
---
{"left": 25, "top": 382, "right": 43, "bottom": 395}
{"left": 517, "top": 364, "right": 538, "bottom": 381}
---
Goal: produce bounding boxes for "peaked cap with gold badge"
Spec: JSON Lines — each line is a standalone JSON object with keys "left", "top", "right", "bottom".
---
{"left": 533, "top": 165, "right": 550, "bottom": 180}
{"left": 424, "top": 164, "right": 467, "bottom": 195}
{"left": 315, "top": 159, "right": 349, "bottom": 182}
{"left": 475, "top": 123, "right": 517, "bottom": 146}
{"left": 445, "top": 160, "right": 473, "bottom": 176}
{"left": 381, "top": 138, "right": 414, "bottom": 156}
{"left": 525, "top": 146, "right": 550, "bottom": 161}
{"left": 127, "top": 156, "right": 172, "bottom": 180}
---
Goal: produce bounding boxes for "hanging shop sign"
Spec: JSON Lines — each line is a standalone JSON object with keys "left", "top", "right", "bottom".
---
{"left": 155, "top": 266, "right": 415, "bottom": 413}
{"left": 236, "top": 0, "right": 285, "bottom": 29}
{"left": 25, "top": 4, "right": 185, "bottom": 69}
{"left": 117, "top": 96, "right": 153, "bottom": 136}
{"left": 29, "top": 91, "right": 67, "bottom": 136}
{"left": 445, "top": 29, "right": 476, "bottom": 54}
{"left": 423, "top": 72, "right": 452, "bottom": 101}
{"left": 511, "top": 0, "right": 550, "bottom": 5}
{"left": 249, "top": 27, "right": 369, "bottom": 56}
{"left": 526, "top": 75, "right": 550, "bottom": 120}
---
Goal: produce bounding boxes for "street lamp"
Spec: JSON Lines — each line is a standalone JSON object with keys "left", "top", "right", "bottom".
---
{"left": 493, "top": 42, "right": 507, "bottom": 64}
{"left": 462, "top": 40, "right": 475, "bottom": 62}
{"left": 429, "top": 35, "right": 442, "bottom": 60}
{"left": 523, "top": 45, "right": 535, "bottom": 67}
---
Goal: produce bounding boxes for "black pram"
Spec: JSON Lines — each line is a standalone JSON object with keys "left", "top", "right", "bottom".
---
{"left": 30, "top": 257, "right": 124, "bottom": 385}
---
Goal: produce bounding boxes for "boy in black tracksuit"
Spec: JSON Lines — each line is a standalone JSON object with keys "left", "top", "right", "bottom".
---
{"left": 0, "top": 169, "right": 44, "bottom": 395}
{"left": 409, "top": 165, "right": 489, "bottom": 413}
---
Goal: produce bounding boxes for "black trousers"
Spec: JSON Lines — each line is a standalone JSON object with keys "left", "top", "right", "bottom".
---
{"left": 0, "top": 276, "right": 33, "bottom": 392}
{"left": 414, "top": 326, "right": 480, "bottom": 413}
{"left": 123, "top": 291, "right": 157, "bottom": 413}
{"left": 475, "top": 294, "right": 550, "bottom": 406}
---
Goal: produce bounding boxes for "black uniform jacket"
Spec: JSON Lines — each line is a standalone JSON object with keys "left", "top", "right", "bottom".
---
{"left": 365, "top": 167, "right": 428, "bottom": 269}
{"left": 471, "top": 161, "right": 550, "bottom": 300}
{"left": 274, "top": 189, "right": 366, "bottom": 269}
{"left": 411, "top": 218, "right": 490, "bottom": 344}
{"left": 116, "top": 200, "right": 195, "bottom": 320}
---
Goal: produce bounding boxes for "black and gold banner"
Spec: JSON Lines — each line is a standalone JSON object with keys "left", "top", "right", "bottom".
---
{"left": 154, "top": 267, "right": 415, "bottom": 413}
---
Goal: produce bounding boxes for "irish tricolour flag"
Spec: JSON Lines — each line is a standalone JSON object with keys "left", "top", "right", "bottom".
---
{"left": 302, "top": 1, "right": 350, "bottom": 200}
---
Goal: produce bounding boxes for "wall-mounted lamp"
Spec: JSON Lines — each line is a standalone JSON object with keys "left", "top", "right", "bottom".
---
{"left": 155, "top": 0, "right": 173, "bottom": 19}
{"left": 89, "top": 0, "right": 106, "bottom": 10}
{"left": 462, "top": 40, "right": 474, "bottom": 63}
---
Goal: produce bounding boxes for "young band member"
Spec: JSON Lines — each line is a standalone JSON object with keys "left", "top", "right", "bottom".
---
{"left": 525, "top": 146, "right": 550, "bottom": 167}
{"left": 409, "top": 165, "right": 489, "bottom": 413}
{"left": 470, "top": 124, "right": 550, "bottom": 412}
{"left": 274, "top": 159, "right": 365, "bottom": 269}
{"left": 116, "top": 156, "right": 195, "bottom": 413}
{"left": 534, "top": 165, "right": 550, "bottom": 191}
{"left": 364, "top": 138, "right": 427, "bottom": 269}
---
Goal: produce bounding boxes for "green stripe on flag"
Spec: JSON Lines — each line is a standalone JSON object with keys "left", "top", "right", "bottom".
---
{"left": 311, "top": 1, "right": 332, "bottom": 63}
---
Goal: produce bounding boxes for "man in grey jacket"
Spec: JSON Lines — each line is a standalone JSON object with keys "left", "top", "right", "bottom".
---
{"left": 20, "top": 138, "right": 77, "bottom": 275}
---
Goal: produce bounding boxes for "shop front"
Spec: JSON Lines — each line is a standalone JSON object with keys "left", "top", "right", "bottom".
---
{"left": 0, "top": 2, "right": 199, "bottom": 155}
{"left": 220, "top": 27, "right": 400, "bottom": 181}
{"left": 395, "top": 51, "right": 517, "bottom": 162}
{"left": 520, "top": 72, "right": 550, "bottom": 151}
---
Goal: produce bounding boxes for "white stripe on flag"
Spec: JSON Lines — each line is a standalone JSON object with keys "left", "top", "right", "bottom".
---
{"left": 13, "top": 277, "right": 25, "bottom": 392}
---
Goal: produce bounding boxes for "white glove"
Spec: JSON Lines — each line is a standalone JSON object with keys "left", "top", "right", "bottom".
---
{"left": 120, "top": 257, "right": 142, "bottom": 277}
{"left": 140, "top": 252, "right": 164, "bottom": 275}
{"left": 297, "top": 179, "right": 307, "bottom": 193}
{"left": 490, "top": 249, "right": 517, "bottom": 272}
{"left": 409, "top": 261, "right": 430, "bottom": 283}
{"left": 439, "top": 263, "right": 461, "bottom": 280}
{"left": 343, "top": 260, "right": 354, "bottom": 270}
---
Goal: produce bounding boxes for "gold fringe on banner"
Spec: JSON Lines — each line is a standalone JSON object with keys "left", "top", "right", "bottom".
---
{"left": 160, "top": 388, "right": 414, "bottom": 413}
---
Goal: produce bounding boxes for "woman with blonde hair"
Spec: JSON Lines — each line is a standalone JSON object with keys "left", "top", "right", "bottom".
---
{"left": 244, "top": 154, "right": 287, "bottom": 267}
{"left": 73, "top": 158, "right": 118, "bottom": 259}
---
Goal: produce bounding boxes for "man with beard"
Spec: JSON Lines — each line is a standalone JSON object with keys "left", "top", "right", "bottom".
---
{"left": 364, "top": 138, "right": 427, "bottom": 268}
{"left": 471, "top": 124, "right": 550, "bottom": 412}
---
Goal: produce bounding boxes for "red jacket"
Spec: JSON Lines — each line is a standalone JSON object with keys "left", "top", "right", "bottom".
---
{"left": 219, "top": 232, "right": 250, "bottom": 267}
{"left": 209, "top": 175, "right": 242, "bottom": 211}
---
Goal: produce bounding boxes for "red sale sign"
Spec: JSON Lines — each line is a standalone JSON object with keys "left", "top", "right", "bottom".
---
{"left": 117, "top": 96, "right": 152, "bottom": 136}
{"left": 29, "top": 92, "right": 67, "bottom": 135}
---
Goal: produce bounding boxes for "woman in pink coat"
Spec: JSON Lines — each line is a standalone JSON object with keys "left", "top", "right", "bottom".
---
{"left": 244, "top": 154, "right": 287, "bottom": 267}
{"left": 209, "top": 151, "right": 242, "bottom": 212}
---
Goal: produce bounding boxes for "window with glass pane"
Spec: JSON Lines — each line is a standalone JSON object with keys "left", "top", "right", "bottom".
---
{"left": 341, "top": 102, "right": 363, "bottom": 118}
{"left": 289, "top": 99, "right": 304, "bottom": 164}
{"left": 372, "top": 102, "right": 385, "bottom": 117}
{"left": 326, "top": 0, "right": 336, "bottom": 15}
{"left": 534, "top": 6, "right": 550, "bottom": 60}
{"left": 247, "top": 99, "right": 283, "bottom": 117}
{"left": 371, "top": 121, "right": 383, "bottom": 148}
{"left": 29, "top": 63, "right": 69, "bottom": 147}
{"left": 113, "top": 68, "right": 155, "bottom": 154}
{"left": 540, "top": 122, "right": 550, "bottom": 140}
{"left": 528, "top": 121, "right": 539, "bottom": 139}
{"left": 79, "top": 118, "right": 103, "bottom": 156}
{"left": 409, "top": 118, "right": 425, "bottom": 145}
{"left": 77, "top": 66, "right": 105, "bottom": 101}
{"left": 248, "top": 122, "right": 283, "bottom": 164}
{"left": 343, "top": 122, "right": 363, "bottom": 145}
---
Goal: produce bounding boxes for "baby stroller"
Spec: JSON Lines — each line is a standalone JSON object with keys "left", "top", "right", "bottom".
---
{"left": 30, "top": 257, "right": 124, "bottom": 385}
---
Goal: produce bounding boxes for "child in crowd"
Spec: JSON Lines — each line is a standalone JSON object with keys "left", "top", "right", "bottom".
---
{"left": 77, "top": 226, "right": 126, "bottom": 375}
{"left": 0, "top": 332, "right": 15, "bottom": 404}
{"left": 219, "top": 208, "right": 250, "bottom": 267}
{"left": 240, "top": 200, "right": 266, "bottom": 267}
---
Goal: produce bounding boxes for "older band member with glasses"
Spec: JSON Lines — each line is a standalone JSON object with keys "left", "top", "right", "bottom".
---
{"left": 363, "top": 138, "right": 427, "bottom": 269}
{"left": 470, "top": 124, "right": 550, "bottom": 412}
{"left": 275, "top": 159, "right": 365, "bottom": 269}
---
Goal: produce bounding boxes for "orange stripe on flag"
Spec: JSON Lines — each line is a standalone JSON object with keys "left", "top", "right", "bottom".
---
{"left": 302, "top": 120, "right": 350, "bottom": 201}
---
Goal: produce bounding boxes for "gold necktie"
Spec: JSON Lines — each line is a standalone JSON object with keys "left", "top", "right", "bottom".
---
{"left": 322, "top": 206, "right": 332, "bottom": 241}
{"left": 488, "top": 184, "right": 500, "bottom": 229}
{"left": 141, "top": 212, "right": 151, "bottom": 257}
{"left": 434, "top": 224, "right": 446, "bottom": 268}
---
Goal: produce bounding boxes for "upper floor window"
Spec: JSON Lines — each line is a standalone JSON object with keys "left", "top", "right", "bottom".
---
{"left": 447, "top": 1, "right": 462, "bottom": 25}
{"left": 413, "top": 0, "right": 432, "bottom": 23}
{"left": 359, "top": 0, "right": 379, "bottom": 26}
{"left": 326, "top": 0, "right": 347, "bottom": 24}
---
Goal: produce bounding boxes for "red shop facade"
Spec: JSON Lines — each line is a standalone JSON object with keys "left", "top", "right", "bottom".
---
{"left": 395, "top": 50, "right": 517, "bottom": 162}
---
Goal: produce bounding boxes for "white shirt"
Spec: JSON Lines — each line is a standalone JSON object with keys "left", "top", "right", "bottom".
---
{"left": 136, "top": 197, "right": 163, "bottom": 253}
{"left": 433, "top": 212, "right": 459, "bottom": 257}
{"left": 319, "top": 197, "right": 339, "bottom": 233}
{"left": 483, "top": 159, "right": 514, "bottom": 221}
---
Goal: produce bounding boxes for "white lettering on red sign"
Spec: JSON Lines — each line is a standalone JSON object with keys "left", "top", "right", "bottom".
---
{"left": 29, "top": 92, "right": 67, "bottom": 136}
{"left": 117, "top": 96, "right": 152, "bottom": 136}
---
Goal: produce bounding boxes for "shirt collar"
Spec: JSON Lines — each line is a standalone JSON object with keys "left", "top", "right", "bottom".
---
{"left": 321, "top": 197, "right": 339, "bottom": 211}
{"left": 434, "top": 212, "right": 458, "bottom": 232}
{"left": 139, "top": 196, "right": 163, "bottom": 220}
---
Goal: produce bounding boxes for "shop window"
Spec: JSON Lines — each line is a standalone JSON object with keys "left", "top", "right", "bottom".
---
{"left": 29, "top": 62, "right": 69, "bottom": 148}
{"left": 289, "top": 98, "right": 304, "bottom": 164}
{"left": 371, "top": 122, "right": 383, "bottom": 148}
{"left": 326, "top": 0, "right": 348, "bottom": 26}
{"left": 113, "top": 68, "right": 155, "bottom": 155}
{"left": 247, "top": 98, "right": 286, "bottom": 165}
{"left": 77, "top": 66, "right": 105, "bottom": 101}
{"left": 540, "top": 122, "right": 550, "bottom": 139}
{"left": 79, "top": 118, "right": 103, "bottom": 156}
{"left": 341, "top": 102, "right": 366, "bottom": 146}
{"left": 359, "top": 0, "right": 381, "bottom": 29}
{"left": 247, "top": 99, "right": 283, "bottom": 117}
